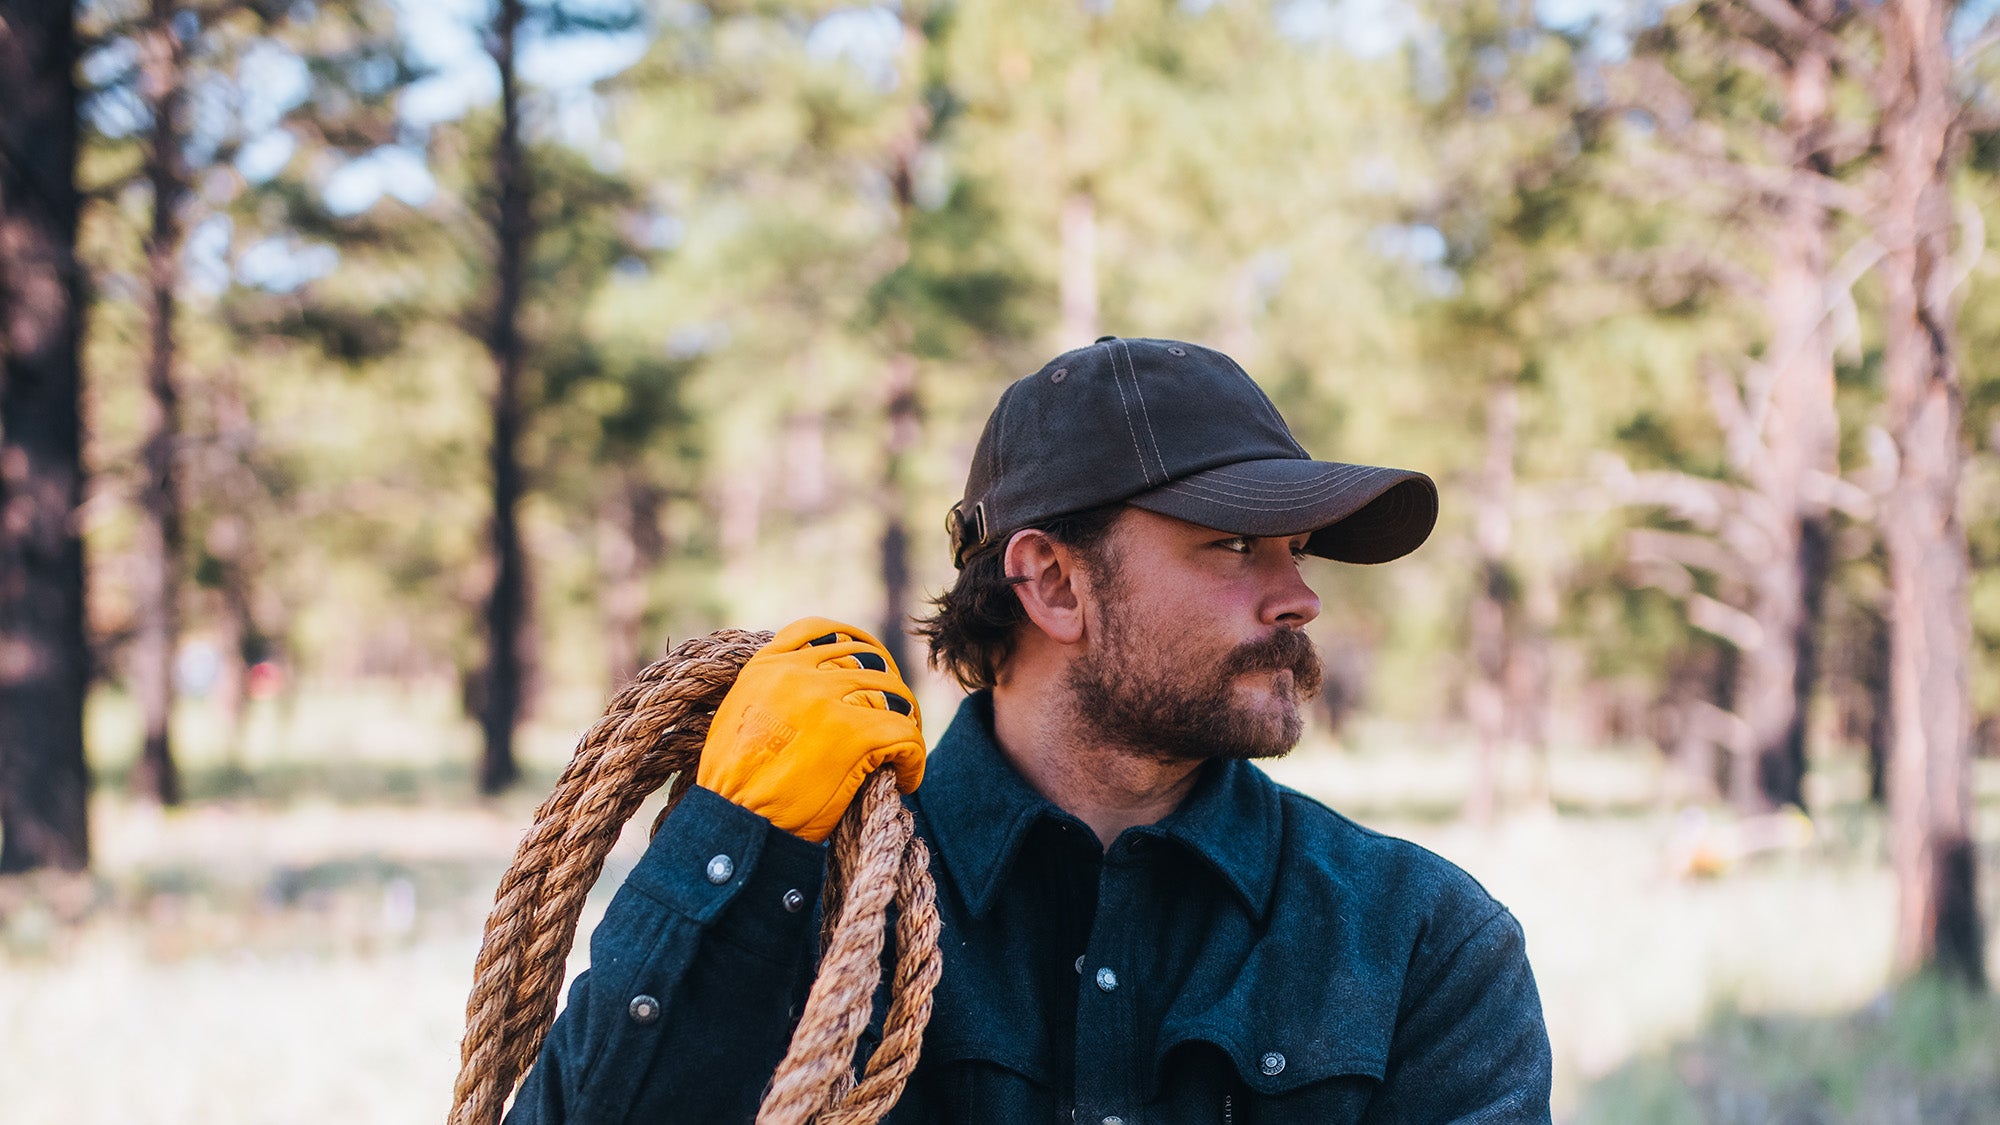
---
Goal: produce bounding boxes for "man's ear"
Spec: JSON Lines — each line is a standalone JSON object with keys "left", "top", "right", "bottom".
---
{"left": 1004, "top": 529, "right": 1088, "bottom": 646}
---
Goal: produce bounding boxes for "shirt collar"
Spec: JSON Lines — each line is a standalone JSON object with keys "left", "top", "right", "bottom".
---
{"left": 920, "top": 691, "right": 1284, "bottom": 924}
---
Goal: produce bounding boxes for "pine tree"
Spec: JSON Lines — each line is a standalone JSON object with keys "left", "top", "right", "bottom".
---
{"left": 0, "top": 0, "right": 92, "bottom": 871}
{"left": 1871, "top": 0, "right": 1986, "bottom": 988}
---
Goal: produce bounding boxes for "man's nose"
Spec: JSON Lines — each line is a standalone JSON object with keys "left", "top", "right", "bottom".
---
{"left": 1260, "top": 551, "right": 1321, "bottom": 628}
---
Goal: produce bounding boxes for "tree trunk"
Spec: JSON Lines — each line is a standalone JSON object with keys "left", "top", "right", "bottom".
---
{"left": 479, "top": 0, "right": 530, "bottom": 794}
{"left": 1060, "top": 191, "right": 1098, "bottom": 346}
{"left": 1876, "top": 0, "right": 1985, "bottom": 987}
{"left": 1730, "top": 16, "right": 1839, "bottom": 814}
{"left": 1661, "top": 641, "right": 1736, "bottom": 804}
{"left": 879, "top": 349, "right": 918, "bottom": 675}
{"left": 1060, "top": 50, "right": 1100, "bottom": 348}
{"left": 211, "top": 529, "right": 255, "bottom": 767}
{"left": 596, "top": 472, "right": 662, "bottom": 690}
{"left": 1864, "top": 590, "right": 1892, "bottom": 805}
{"left": 204, "top": 371, "right": 261, "bottom": 769}
{"left": 0, "top": 0, "right": 91, "bottom": 872}
{"left": 130, "top": 0, "right": 188, "bottom": 806}
{"left": 1509, "top": 569, "right": 1557, "bottom": 806}
{"left": 876, "top": 14, "right": 932, "bottom": 676}
{"left": 1464, "top": 379, "right": 1516, "bottom": 826}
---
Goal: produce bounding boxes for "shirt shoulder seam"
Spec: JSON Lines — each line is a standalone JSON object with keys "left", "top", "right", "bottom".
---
{"left": 1403, "top": 904, "right": 1518, "bottom": 1019}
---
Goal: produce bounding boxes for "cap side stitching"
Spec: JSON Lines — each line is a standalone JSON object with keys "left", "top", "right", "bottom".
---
{"left": 992, "top": 379, "right": 1019, "bottom": 483}
{"left": 1166, "top": 464, "right": 1375, "bottom": 499}
{"left": 1152, "top": 473, "right": 1395, "bottom": 511}
{"left": 1106, "top": 353, "right": 1158, "bottom": 488}
{"left": 1150, "top": 487, "right": 1365, "bottom": 514}
{"left": 1117, "top": 339, "right": 1169, "bottom": 481}
{"left": 1201, "top": 463, "right": 1394, "bottom": 485}
{"left": 1158, "top": 470, "right": 1370, "bottom": 503}
{"left": 1156, "top": 486, "right": 1361, "bottom": 511}
{"left": 1191, "top": 466, "right": 1375, "bottom": 495}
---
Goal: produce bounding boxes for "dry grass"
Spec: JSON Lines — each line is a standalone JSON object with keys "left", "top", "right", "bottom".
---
{"left": 4, "top": 686, "right": 1998, "bottom": 1123}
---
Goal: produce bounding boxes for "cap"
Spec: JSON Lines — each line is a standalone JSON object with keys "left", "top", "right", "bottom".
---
{"left": 947, "top": 336, "right": 1438, "bottom": 568}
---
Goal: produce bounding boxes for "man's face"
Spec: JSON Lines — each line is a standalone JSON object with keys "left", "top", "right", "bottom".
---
{"left": 1064, "top": 509, "right": 1325, "bottom": 761}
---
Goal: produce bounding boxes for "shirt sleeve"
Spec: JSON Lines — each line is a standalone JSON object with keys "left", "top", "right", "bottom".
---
{"left": 1367, "top": 906, "right": 1553, "bottom": 1124}
{"left": 503, "top": 785, "right": 827, "bottom": 1125}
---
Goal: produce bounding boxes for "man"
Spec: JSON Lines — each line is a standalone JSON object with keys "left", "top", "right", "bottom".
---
{"left": 509, "top": 337, "right": 1552, "bottom": 1122}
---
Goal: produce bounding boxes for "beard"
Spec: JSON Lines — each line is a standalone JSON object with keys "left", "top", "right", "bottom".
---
{"left": 1065, "top": 591, "right": 1325, "bottom": 763}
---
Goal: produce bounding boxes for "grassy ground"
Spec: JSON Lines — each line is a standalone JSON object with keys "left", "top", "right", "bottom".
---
{"left": 1575, "top": 977, "right": 2000, "bottom": 1123}
{"left": 4, "top": 684, "right": 1999, "bottom": 1123}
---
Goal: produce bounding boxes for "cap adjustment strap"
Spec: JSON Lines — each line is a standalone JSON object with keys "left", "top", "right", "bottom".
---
{"left": 946, "top": 501, "right": 988, "bottom": 568}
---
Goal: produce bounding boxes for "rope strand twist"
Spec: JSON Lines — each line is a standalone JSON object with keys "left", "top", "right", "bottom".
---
{"left": 449, "top": 629, "right": 942, "bottom": 1125}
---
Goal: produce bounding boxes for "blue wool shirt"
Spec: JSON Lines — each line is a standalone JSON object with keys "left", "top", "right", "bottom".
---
{"left": 507, "top": 692, "right": 1552, "bottom": 1123}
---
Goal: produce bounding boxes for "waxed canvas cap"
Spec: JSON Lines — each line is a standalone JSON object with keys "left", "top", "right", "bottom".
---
{"left": 948, "top": 336, "right": 1438, "bottom": 568}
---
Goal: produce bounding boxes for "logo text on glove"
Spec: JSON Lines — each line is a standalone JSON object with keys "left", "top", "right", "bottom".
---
{"left": 737, "top": 703, "right": 800, "bottom": 757}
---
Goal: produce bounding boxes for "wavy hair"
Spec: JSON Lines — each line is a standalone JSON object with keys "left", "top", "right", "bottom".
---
{"left": 913, "top": 502, "right": 1126, "bottom": 691}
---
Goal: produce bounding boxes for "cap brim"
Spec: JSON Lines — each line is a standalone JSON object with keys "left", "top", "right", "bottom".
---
{"left": 1125, "top": 459, "right": 1438, "bottom": 564}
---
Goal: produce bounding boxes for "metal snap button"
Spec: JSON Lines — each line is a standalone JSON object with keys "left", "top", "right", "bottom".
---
{"left": 1095, "top": 966, "right": 1118, "bottom": 992}
{"left": 1260, "top": 1050, "right": 1286, "bottom": 1076}
{"left": 705, "top": 854, "right": 734, "bottom": 884}
{"left": 782, "top": 888, "right": 805, "bottom": 912}
{"left": 628, "top": 994, "right": 661, "bottom": 1024}
{"left": 1074, "top": 954, "right": 1085, "bottom": 974}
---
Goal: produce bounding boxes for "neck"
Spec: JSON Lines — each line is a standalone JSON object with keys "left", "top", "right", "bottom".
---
{"left": 990, "top": 676, "right": 1204, "bottom": 850}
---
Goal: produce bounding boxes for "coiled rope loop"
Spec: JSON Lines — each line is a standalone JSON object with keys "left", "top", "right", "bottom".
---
{"left": 449, "top": 629, "right": 943, "bottom": 1125}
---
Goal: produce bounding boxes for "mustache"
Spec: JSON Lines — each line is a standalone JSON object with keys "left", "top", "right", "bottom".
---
{"left": 1222, "top": 629, "right": 1324, "bottom": 698}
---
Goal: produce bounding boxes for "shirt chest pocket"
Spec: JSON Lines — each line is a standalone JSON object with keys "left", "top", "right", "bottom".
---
{"left": 884, "top": 1038, "right": 1057, "bottom": 1124}
{"left": 1149, "top": 1031, "right": 1384, "bottom": 1124}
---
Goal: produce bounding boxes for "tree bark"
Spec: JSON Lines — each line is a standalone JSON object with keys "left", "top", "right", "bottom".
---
{"left": 130, "top": 0, "right": 188, "bottom": 806}
{"left": 596, "top": 472, "right": 662, "bottom": 690}
{"left": 875, "top": 13, "right": 933, "bottom": 676}
{"left": 1876, "top": 0, "right": 1985, "bottom": 987}
{"left": 879, "top": 346, "right": 918, "bottom": 675}
{"left": 1464, "top": 379, "right": 1517, "bottom": 826}
{"left": 1060, "top": 47, "right": 1100, "bottom": 348}
{"left": 1059, "top": 191, "right": 1098, "bottom": 347}
{"left": 203, "top": 370, "right": 262, "bottom": 768}
{"left": 1661, "top": 640, "right": 1738, "bottom": 803}
{"left": 1729, "top": 5, "right": 1840, "bottom": 813}
{"left": 479, "top": 0, "right": 531, "bottom": 794}
{"left": 0, "top": 0, "right": 92, "bottom": 871}
{"left": 1864, "top": 589, "right": 1892, "bottom": 806}
{"left": 210, "top": 517, "right": 257, "bottom": 767}
{"left": 1509, "top": 565, "right": 1557, "bottom": 806}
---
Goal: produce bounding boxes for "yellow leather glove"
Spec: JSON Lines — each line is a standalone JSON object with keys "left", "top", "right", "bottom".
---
{"left": 696, "top": 617, "right": 926, "bottom": 843}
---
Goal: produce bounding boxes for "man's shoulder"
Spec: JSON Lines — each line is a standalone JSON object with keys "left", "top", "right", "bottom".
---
{"left": 1269, "top": 782, "right": 1509, "bottom": 937}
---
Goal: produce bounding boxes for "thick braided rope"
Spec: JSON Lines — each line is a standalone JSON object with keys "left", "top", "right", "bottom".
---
{"left": 447, "top": 629, "right": 943, "bottom": 1125}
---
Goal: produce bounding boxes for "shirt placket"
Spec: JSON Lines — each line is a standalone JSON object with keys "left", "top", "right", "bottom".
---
{"left": 1073, "top": 834, "right": 1150, "bottom": 1125}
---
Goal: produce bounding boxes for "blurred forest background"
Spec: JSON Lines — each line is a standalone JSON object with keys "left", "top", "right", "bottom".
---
{"left": 5, "top": 0, "right": 2000, "bottom": 1120}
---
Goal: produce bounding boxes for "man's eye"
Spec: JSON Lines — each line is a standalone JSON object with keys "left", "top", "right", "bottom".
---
{"left": 1217, "top": 537, "right": 1251, "bottom": 554}
{"left": 1290, "top": 545, "right": 1309, "bottom": 561}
